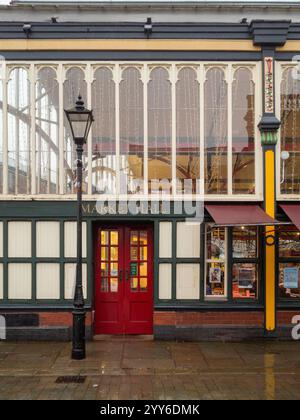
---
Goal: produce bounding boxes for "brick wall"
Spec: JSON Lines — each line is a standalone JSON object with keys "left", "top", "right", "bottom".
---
{"left": 39, "top": 311, "right": 93, "bottom": 327}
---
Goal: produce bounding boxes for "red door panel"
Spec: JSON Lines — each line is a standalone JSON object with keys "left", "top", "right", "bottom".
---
{"left": 94, "top": 225, "right": 153, "bottom": 335}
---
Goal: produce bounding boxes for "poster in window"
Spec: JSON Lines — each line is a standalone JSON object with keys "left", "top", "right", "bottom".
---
{"left": 238, "top": 268, "right": 255, "bottom": 289}
{"left": 284, "top": 267, "right": 299, "bottom": 289}
{"left": 209, "top": 267, "right": 222, "bottom": 283}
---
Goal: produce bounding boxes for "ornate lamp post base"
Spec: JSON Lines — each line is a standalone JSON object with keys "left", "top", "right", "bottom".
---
{"left": 72, "top": 308, "right": 86, "bottom": 360}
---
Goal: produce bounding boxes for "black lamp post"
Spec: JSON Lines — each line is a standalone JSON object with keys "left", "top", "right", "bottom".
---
{"left": 65, "top": 95, "right": 94, "bottom": 360}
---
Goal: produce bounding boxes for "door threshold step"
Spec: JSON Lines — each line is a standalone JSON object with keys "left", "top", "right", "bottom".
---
{"left": 93, "top": 334, "right": 154, "bottom": 341}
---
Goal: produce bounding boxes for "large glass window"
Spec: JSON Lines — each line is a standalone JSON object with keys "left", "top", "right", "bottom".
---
{"left": 232, "top": 68, "right": 255, "bottom": 194}
{"left": 120, "top": 67, "right": 144, "bottom": 195}
{"left": 7, "top": 68, "right": 31, "bottom": 195}
{"left": 35, "top": 67, "right": 59, "bottom": 194}
{"left": 176, "top": 67, "right": 200, "bottom": 194}
{"left": 281, "top": 68, "right": 300, "bottom": 195}
{"left": 205, "top": 68, "right": 228, "bottom": 194}
{"left": 148, "top": 67, "right": 172, "bottom": 194}
{"left": 0, "top": 63, "right": 3, "bottom": 194}
{"left": 63, "top": 67, "right": 87, "bottom": 194}
{"left": 279, "top": 227, "right": 300, "bottom": 299}
{"left": 92, "top": 67, "right": 116, "bottom": 195}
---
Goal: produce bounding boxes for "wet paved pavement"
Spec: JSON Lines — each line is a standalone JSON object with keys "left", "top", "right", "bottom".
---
{"left": 0, "top": 339, "right": 300, "bottom": 400}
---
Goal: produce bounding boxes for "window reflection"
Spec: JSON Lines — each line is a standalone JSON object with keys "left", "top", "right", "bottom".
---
{"left": 233, "top": 227, "right": 258, "bottom": 259}
{"left": 233, "top": 263, "right": 258, "bottom": 299}
{"left": 206, "top": 227, "right": 226, "bottom": 298}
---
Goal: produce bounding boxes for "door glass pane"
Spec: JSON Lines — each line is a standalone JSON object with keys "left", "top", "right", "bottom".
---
{"left": 206, "top": 227, "right": 225, "bottom": 260}
{"left": 140, "top": 247, "right": 148, "bottom": 261}
{"left": 110, "top": 246, "right": 118, "bottom": 261}
{"left": 110, "top": 262, "right": 118, "bottom": 277}
{"left": 140, "top": 231, "right": 148, "bottom": 245}
{"left": 110, "top": 278, "right": 118, "bottom": 293}
{"left": 130, "top": 247, "right": 138, "bottom": 260}
{"left": 140, "top": 262, "right": 147, "bottom": 276}
{"left": 130, "top": 231, "right": 139, "bottom": 245}
{"left": 110, "top": 231, "right": 118, "bottom": 245}
{"left": 101, "top": 246, "right": 108, "bottom": 261}
{"left": 101, "top": 231, "right": 109, "bottom": 245}
{"left": 140, "top": 278, "right": 148, "bottom": 291}
{"left": 101, "top": 278, "right": 109, "bottom": 292}
{"left": 131, "top": 277, "right": 138, "bottom": 291}
{"left": 101, "top": 262, "right": 109, "bottom": 276}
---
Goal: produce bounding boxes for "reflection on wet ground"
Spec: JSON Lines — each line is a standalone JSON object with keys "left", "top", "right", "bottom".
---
{"left": 0, "top": 340, "right": 300, "bottom": 400}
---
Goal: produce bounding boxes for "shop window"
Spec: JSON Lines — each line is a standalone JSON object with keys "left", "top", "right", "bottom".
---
{"left": 159, "top": 263, "right": 172, "bottom": 300}
{"left": 36, "top": 263, "right": 60, "bottom": 300}
{"left": 232, "top": 227, "right": 259, "bottom": 299}
{"left": 0, "top": 68, "right": 3, "bottom": 195}
{"left": 0, "top": 222, "right": 3, "bottom": 258}
{"left": 8, "top": 221, "right": 31, "bottom": 258}
{"left": 280, "top": 68, "right": 300, "bottom": 195}
{"left": 176, "top": 263, "right": 200, "bottom": 300}
{"left": 279, "top": 227, "right": 300, "bottom": 299}
{"left": 36, "top": 221, "right": 60, "bottom": 258}
{"left": 159, "top": 222, "right": 172, "bottom": 258}
{"left": 64, "top": 263, "right": 87, "bottom": 300}
{"left": 205, "top": 226, "right": 227, "bottom": 299}
{"left": 8, "top": 263, "right": 32, "bottom": 300}
{"left": 0, "top": 264, "right": 3, "bottom": 300}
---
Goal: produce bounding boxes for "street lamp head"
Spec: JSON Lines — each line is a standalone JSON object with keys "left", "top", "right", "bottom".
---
{"left": 64, "top": 95, "right": 94, "bottom": 145}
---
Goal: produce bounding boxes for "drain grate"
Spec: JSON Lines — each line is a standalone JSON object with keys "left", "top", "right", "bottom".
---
{"left": 55, "top": 376, "right": 86, "bottom": 384}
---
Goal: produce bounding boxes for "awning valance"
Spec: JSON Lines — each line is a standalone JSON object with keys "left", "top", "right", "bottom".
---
{"left": 205, "top": 204, "right": 279, "bottom": 227}
{"left": 280, "top": 204, "right": 300, "bottom": 230}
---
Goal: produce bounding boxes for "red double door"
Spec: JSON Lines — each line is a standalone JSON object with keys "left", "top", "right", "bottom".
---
{"left": 94, "top": 225, "right": 153, "bottom": 335}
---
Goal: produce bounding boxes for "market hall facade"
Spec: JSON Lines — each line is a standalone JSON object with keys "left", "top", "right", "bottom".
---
{"left": 0, "top": 0, "right": 299, "bottom": 341}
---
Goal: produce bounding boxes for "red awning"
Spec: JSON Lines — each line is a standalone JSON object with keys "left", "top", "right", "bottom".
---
{"left": 280, "top": 204, "right": 300, "bottom": 230}
{"left": 205, "top": 204, "right": 279, "bottom": 227}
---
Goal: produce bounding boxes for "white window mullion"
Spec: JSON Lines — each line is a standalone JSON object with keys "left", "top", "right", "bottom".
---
{"left": 2, "top": 62, "right": 8, "bottom": 195}
{"left": 143, "top": 64, "right": 149, "bottom": 197}
{"left": 114, "top": 64, "right": 120, "bottom": 197}
{"left": 171, "top": 64, "right": 177, "bottom": 196}
{"left": 86, "top": 63, "right": 93, "bottom": 196}
{"left": 227, "top": 64, "right": 233, "bottom": 195}
{"left": 198, "top": 64, "right": 205, "bottom": 196}
{"left": 58, "top": 64, "right": 64, "bottom": 195}
{"left": 30, "top": 64, "right": 36, "bottom": 195}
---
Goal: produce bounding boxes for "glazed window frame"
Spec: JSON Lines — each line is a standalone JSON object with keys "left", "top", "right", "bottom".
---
{"left": 0, "top": 61, "right": 262, "bottom": 200}
{"left": 277, "top": 225, "right": 300, "bottom": 302}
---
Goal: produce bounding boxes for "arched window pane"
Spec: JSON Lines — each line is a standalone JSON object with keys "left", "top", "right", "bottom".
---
{"left": 7, "top": 68, "right": 31, "bottom": 195}
{"left": 64, "top": 67, "right": 87, "bottom": 194}
{"left": 35, "top": 67, "right": 59, "bottom": 194}
{"left": 204, "top": 68, "right": 228, "bottom": 194}
{"left": 176, "top": 68, "right": 200, "bottom": 194}
{"left": 281, "top": 68, "right": 300, "bottom": 195}
{"left": 232, "top": 68, "right": 255, "bottom": 194}
{"left": 120, "top": 67, "right": 143, "bottom": 195}
{"left": 148, "top": 67, "right": 172, "bottom": 194}
{"left": 92, "top": 67, "right": 116, "bottom": 195}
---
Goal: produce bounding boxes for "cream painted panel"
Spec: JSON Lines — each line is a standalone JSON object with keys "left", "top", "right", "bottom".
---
{"left": 159, "top": 222, "right": 172, "bottom": 258}
{"left": 64, "top": 263, "right": 87, "bottom": 300}
{"left": 8, "top": 263, "right": 32, "bottom": 299}
{"left": 8, "top": 222, "right": 31, "bottom": 258}
{"left": 159, "top": 264, "right": 172, "bottom": 300}
{"left": 36, "top": 222, "right": 60, "bottom": 258}
{"left": 0, "top": 264, "right": 3, "bottom": 300}
{"left": 64, "top": 222, "right": 87, "bottom": 258}
{"left": 176, "top": 264, "right": 200, "bottom": 300}
{"left": 177, "top": 222, "right": 200, "bottom": 258}
{"left": 0, "top": 222, "right": 3, "bottom": 258}
{"left": 36, "top": 263, "right": 60, "bottom": 300}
